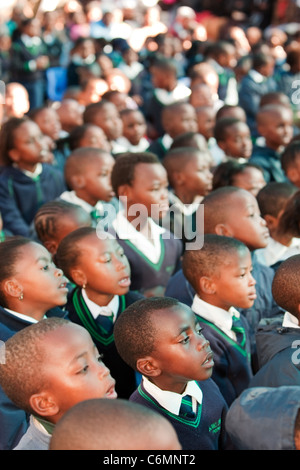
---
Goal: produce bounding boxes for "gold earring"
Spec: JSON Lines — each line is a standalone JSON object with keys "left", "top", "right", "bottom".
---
{"left": 82, "top": 284, "right": 86, "bottom": 289}
{"left": 19, "top": 293, "right": 24, "bottom": 301}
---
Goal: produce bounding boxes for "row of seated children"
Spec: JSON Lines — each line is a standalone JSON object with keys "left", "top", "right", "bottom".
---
{"left": 0, "top": 181, "right": 299, "bottom": 450}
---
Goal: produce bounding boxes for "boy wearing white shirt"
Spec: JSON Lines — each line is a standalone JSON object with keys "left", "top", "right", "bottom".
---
{"left": 110, "top": 152, "right": 182, "bottom": 297}
{"left": 182, "top": 234, "right": 255, "bottom": 406}
{"left": 114, "top": 296, "right": 230, "bottom": 450}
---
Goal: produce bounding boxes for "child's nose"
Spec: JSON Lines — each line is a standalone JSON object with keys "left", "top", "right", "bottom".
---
{"left": 97, "top": 362, "right": 110, "bottom": 379}
{"left": 196, "top": 335, "right": 210, "bottom": 351}
{"left": 55, "top": 267, "right": 63, "bottom": 277}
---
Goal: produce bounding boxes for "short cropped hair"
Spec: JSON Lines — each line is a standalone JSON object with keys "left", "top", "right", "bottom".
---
{"left": 64, "top": 147, "right": 111, "bottom": 189}
{"left": 163, "top": 147, "right": 210, "bottom": 187}
{"left": 271, "top": 255, "right": 300, "bottom": 316}
{"left": 111, "top": 152, "right": 159, "bottom": 195}
{"left": 55, "top": 226, "right": 97, "bottom": 282}
{"left": 214, "top": 117, "right": 241, "bottom": 142}
{"left": 201, "top": 186, "right": 245, "bottom": 234}
{"left": 182, "top": 234, "right": 248, "bottom": 292}
{"left": 114, "top": 297, "right": 182, "bottom": 370}
{"left": 0, "top": 318, "right": 70, "bottom": 414}
{"left": 256, "top": 182, "right": 297, "bottom": 218}
{"left": 281, "top": 141, "right": 300, "bottom": 174}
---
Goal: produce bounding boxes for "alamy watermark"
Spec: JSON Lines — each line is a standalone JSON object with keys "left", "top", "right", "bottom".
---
{"left": 95, "top": 197, "right": 204, "bottom": 251}
{"left": 291, "top": 340, "right": 300, "bottom": 365}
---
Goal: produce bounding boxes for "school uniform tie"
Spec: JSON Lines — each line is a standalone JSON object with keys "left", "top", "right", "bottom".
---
{"left": 95, "top": 307, "right": 114, "bottom": 334}
{"left": 90, "top": 208, "right": 102, "bottom": 222}
{"left": 231, "top": 314, "right": 246, "bottom": 348}
{"left": 179, "top": 395, "right": 196, "bottom": 419}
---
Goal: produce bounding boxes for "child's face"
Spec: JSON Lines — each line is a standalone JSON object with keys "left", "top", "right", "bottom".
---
{"left": 121, "top": 111, "right": 147, "bottom": 146}
{"left": 5, "top": 84, "right": 30, "bottom": 118}
{"left": 80, "top": 153, "right": 115, "bottom": 205}
{"left": 222, "top": 190, "right": 270, "bottom": 250}
{"left": 196, "top": 107, "right": 216, "bottom": 140}
{"left": 165, "top": 105, "right": 198, "bottom": 138}
{"left": 12, "top": 242, "right": 68, "bottom": 312}
{"left": 148, "top": 305, "right": 214, "bottom": 393}
{"left": 40, "top": 322, "right": 117, "bottom": 421}
{"left": 220, "top": 122, "right": 252, "bottom": 159}
{"left": 10, "top": 120, "right": 44, "bottom": 170}
{"left": 78, "top": 125, "right": 111, "bottom": 152}
{"left": 34, "top": 109, "right": 61, "bottom": 141}
{"left": 285, "top": 154, "right": 300, "bottom": 188}
{"left": 73, "top": 235, "right": 131, "bottom": 298}
{"left": 258, "top": 108, "right": 294, "bottom": 150}
{"left": 232, "top": 166, "right": 266, "bottom": 197}
{"left": 206, "top": 248, "right": 257, "bottom": 311}
{"left": 92, "top": 103, "right": 123, "bottom": 141}
{"left": 179, "top": 153, "right": 213, "bottom": 197}
{"left": 126, "top": 163, "right": 169, "bottom": 220}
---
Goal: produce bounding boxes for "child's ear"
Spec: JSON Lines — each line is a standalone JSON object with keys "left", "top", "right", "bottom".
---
{"left": 136, "top": 357, "right": 161, "bottom": 378}
{"left": 70, "top": 268, "right": 87, "bottom": 288}
{"left": 8, "top": 148, "right": 21, "bottom": 163}
{"left": 286, "top": 167, "right": 299, "bottom": 185}
{"left": 173, "top": 171, "right": 185, "bottom": 186}
{"left": 2, "top": 279, "right": 23, "bottom": 299}
{"left": 117, "top": 184, "right": 133, "bottom": 203}
{"left": 29, "top": 392, "right": 59, "bottom": 418}
{"left": 70, "top": 174, "right": 86, "bottom": 189}
{"left": 199, "top": 276, "right": 216, "bottom": 295}
{"left": 43, "top": 240, "right": 58, "bottom": 256}
{"left": 264, "top": 213, "right": 280, "bottom": 231}
{"left": 214, "top": 223, "right": 233, "bottom": 237}
{"left": 216, "top": 140, "right": 227, "bottom": 152}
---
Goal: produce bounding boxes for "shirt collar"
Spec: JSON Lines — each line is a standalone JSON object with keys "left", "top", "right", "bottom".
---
{"left": 59, "top": 190, "right": 104, "bottom": 214}
{"left": 142, "top": 376, "right": 203, "bottom": 415}
{"left": 282, "top": 311, "right": 300, "bottom": 329}
{"left": 191, "top": 295, "right": 240, "bottom": 341}
{"left": 249, "top": 69, "right": 266, "bottom": 83}
{"left": 14, "top": 162, "right": 43, "bottom": 179}
{"left": 81, "top": 289, "right": 119, "bottom": 320}
{"left": 112, "top": 211, "right": 165, "bottom": 264}
{"left": 4, "top": 308, "right": 43, "bottom": 323}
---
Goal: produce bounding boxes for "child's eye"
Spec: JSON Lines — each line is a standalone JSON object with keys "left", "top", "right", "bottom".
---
{"left": 195, "top": 325, "right": 203, "bottom": 336}
{"left": 179, "top": 335, "right": 190, "bottom": 345}
{"left": 41, "top": 265, "right": 49, "bottom": 271}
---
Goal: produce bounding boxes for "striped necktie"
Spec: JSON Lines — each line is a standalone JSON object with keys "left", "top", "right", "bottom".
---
{"left": 95, "top": 308, "right": 114, "bottom": 334}
{"left": 231, "top": 314, "right": 246, "bottom": 348}
{"left": 179, "top": 395, "right": 196, "bottom": 419}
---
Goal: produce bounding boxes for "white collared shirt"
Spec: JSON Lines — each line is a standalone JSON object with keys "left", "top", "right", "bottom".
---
{"left": 112, "top": 211, "right": 166, "bottom": 264}
{"left": 14, "top": 162, "right": 43, "bottom": 179}
{"left": 282, "top": 311, "right": 300, "bottom": 329}
{"left": 4, "top": 308, "right": 43, "bottom": 324}
{"left": 249, "top": 69, "right": 266, "bottom": 83}
{"left": 81, "top": 289, "right": 119, "bottom": 322}
{"left": 169, "top": 192, "right": 203, "bottom": 216}
{"left": 59, "top": 190, "right": 104, "bottom": 215}
{"left": 256, "top": 237, "right": 300, "bottom": 267}
{"left": 142, "top": 376, "right": 203, "bottom": 416}
{"left": 192, "top": 295, "right": 240, "bottom": 341}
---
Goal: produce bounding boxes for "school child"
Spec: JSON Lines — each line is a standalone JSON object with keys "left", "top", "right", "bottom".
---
{"left": 4, "top": 82, "right": 30, "bottom": 120}
{"left": 195, "top": 105, "right": 216, "bottom": 143}
{"left": 165, "top": 186, "right": 283, "bottom": 360}
{"left": 68, "top": 123, "right": 111, "bottom": 152}
{"left": 147, "top": 101, "right": 198, "bottom": 161}
{"left": 29, "top": 106, "right": 70, "bottom": 172}
{"left": 55, "top": 227, "right": 142, "bottom": 398}
{"left": 0, "top": 117, "right": 66, "bottom": 238}
{"left": 250, "top": 104, "right": 294, "bottom": 183}
{"left": 55, "top": 99, "right": 84, "bottom": 136}
{"left": 169, "top": 131, "right": 208, "bottom": 153}
{"left": 249, "top": 254, "right": 300, "bottom": 388}
{"left": 215, "top": 104, "right": 247, "bottom": 123}
{"left": 212, "top": 160, "right": 266, "bottom": 197}
{"left": 49, "top": 398, "right": 182, "bottom": 450}
{"left": 113, "top": 296, "right": 230, "bottom": 450}
{"left": 238, "top": 52, "right": 277, "bottom": 137}
{"left": 117, "top": 108, "right": 150, "bottom": 152}
{"left": 255, "top": 182, "right": 299, "bottom": 268}
{"left": 9, "top": 17, "right": 49, "bottom": 110}
{"left": 83, "top": 100, "right": 127, "bottom": 155}
{"left": 0, "top": 317, "right": 117, "bottom": 450}
{"left": 0, "top": 237, "right": 69, "bottom": 450}
{"left": 225, "top": 386, "right": 300, "bottom": 450}
{"left": 281, "top": 140, "right": 300, "bottom": 188}
{"left": 161, "top": 146, "right": 213, "bottom": 243}
{"left": 34, "top": 200, "right": 92, "bottom": 256}
{"left": 110, "top": 152, "right": 182, "bottom": 297}
{"left": 214, "top": 117, "right": 253, "bottom": 163}
{"left": 59, "top": 147, "right": 119, "bottom": 229}
{"left": 182, "top": 234, "right": 254, "bottom": 406}
{"left": 142, "top": 55, "right": 191, "bottom": 139}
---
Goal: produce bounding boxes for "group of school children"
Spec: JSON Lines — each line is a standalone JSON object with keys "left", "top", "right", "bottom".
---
{"left": 0, "top": 0, "right": 300, "bottom": 452}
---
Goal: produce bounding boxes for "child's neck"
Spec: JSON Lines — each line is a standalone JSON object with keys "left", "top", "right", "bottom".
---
{"left": 264, "top": 141, "right": 284, "bottom": 152}
{"left": 15, "top": 161, "right": 39, "bottom": 173}
{"left": 7, "top": 301, "right": 48, "bottom": 321}
{"left": 149, "top": 376, "right": 188, "bottom": 395}
{"left": 174, "top": 188, "right": 199, "bottom": 205}
{"left": 74, "top": 189, "right": 98, "bottom": 207}
{"left": 84, "top": 288, "right": 115, "bottom": 307}
{"left": 271, "top": 230, "right": 294, "bottom": 247}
